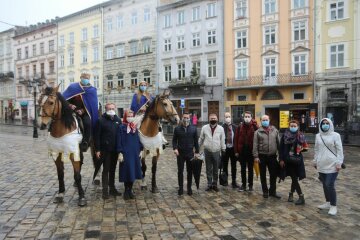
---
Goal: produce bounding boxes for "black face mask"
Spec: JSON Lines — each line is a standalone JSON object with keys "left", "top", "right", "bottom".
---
{"left": 210, "top": 120, "right": 217, "bottom": 125}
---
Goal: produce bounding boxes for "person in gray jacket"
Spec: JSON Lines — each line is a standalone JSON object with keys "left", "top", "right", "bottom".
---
{"left": 253, "top": 115, "right": 281, "bottom": 199}
{"left": 199, "top": 113, "right": 226, "bottom": 192}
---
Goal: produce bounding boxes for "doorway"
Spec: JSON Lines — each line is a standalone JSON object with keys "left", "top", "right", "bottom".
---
{"left": 208, "top": 101, "right": 219, "bottom": 120}
{"left": 265, "top": 107, "right": 279, "bottom": 129}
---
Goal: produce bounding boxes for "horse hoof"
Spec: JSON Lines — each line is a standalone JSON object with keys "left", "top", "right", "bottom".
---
{"left": 141, "top": 186, "right": 147, "bottom": 190}
{"left": 93, "top": 179, "right": 100, "bottom": 185}
{"left": 53, "top": 196, "right": 64, "bottom": 203}
{"left": 78, "top": 198, "right": 87, "bottom": 207}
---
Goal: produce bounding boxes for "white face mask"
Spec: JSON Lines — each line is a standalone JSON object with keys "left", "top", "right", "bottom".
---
{"left": 225, "top": 117, "right": 231, "bottom": 124}
{"left": 244, "top": 116, "right": 251, "bottom": 123}
{"left": 127, "top": 117, "right": 135, "bottom": 123}
{"left": 106, "top": 110, "right": 116, "bottom": 116}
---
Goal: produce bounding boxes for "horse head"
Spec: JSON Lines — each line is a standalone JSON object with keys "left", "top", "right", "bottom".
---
{"left": 38, "top": 85, "right": 61, "bottom": 130}
{"left": 153, "top": 90, "right": 180, "bottom": 124}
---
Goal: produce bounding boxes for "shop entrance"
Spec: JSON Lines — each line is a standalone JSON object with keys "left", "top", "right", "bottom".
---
{"left": 265, "top": 107, "right": 279, "bottom": 129}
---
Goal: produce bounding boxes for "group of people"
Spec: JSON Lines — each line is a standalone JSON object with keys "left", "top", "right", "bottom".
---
{"left": 173, "top": 111, "right": 344, "bottom": 216}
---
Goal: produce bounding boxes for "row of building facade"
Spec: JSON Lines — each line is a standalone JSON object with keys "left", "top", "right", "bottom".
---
{"left": 0, "top": 0, "right": 359, "bottom": 131}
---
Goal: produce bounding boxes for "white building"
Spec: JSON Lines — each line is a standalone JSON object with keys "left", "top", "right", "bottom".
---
{"left": 157, "top": 0, "right": 224, "bottom": 122}
{"left": 13, "top": 22, "right": 57, "bottom": 121}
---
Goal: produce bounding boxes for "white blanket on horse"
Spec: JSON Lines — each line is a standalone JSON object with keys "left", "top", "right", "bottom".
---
{"left": 47, "top": 130, "right": 82, "bottom": 162}
{"left": 138, "top": 130, "right": 163, "bottom": 157}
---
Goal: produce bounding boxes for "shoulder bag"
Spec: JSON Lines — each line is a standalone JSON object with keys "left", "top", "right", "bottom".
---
{"left": 319, "top": 135, "right": 346, "bottom": 169}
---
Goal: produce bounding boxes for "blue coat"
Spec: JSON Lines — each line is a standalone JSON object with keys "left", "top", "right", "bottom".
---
{"left": 116, "top": 124, "right": 143, "bottom": 182}
{"left": 130, "top": 93, "right": 154, "bottom": 114}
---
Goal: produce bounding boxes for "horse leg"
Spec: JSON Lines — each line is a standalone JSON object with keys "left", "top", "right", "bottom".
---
{"left": 90, "top": 141, "right": 101, "bottom": 185}
{"left": 141, "top": 157, "right": 147, "bottom": 190}
{"left": 71, "top": 156, "right": 87, "bottom": 207}
{"left": 54, "top": 154, "right": 65, "bottom": 203}
{"left": 73, "top": 149, "right": 84, "bottom": 187}
{"left": 151, "top": 155, "right": 159, "bottom": 193}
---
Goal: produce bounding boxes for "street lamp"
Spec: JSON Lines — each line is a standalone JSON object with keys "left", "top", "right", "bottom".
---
{"left": 20, "top": 75, "right": 45, "bottom": 138}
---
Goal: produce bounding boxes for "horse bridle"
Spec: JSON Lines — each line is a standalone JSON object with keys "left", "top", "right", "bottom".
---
{"left": 148, "top": 96, "right": 178, "bottom": 121}
{"left": 39, "top": 93, "right": 60, "bottom": 120}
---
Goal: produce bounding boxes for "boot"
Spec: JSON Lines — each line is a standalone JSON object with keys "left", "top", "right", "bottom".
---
{"left": 109, "top": 187, "right": 122, "bottom": 196}
{"left": 288, "top": 192, "right": 294, "bottom": 202}
{"left": 295, "top": 194, "right": 305, "bottom": 205}
{"left": 129, "top": 182, "right": 135, "bottom": 199}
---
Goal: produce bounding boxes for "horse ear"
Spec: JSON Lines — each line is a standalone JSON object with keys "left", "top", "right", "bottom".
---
{"left": 163, "top": 89, "right": 170, "bottom": 97}
{"left": 54, "top": 84, "right": 61, "bottom": 93}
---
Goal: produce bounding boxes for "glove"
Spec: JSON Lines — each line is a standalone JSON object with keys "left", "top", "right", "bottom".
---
{"left": 118, "top": 153, "right": 124, "bottom": 163}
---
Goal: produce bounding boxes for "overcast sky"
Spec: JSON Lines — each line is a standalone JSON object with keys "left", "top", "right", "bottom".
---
{"left": 0, "top": 0, "right": 106, "bottom": 32}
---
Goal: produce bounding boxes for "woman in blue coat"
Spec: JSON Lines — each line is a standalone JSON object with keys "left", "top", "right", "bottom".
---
{"left": 117, "top": 110, "right": 143, "bottom": 200}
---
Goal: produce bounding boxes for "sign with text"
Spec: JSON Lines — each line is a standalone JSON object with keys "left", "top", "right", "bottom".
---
{"left": 180, "top": 98, "right": 185, "bottom": 108}
{"left": 279, "top": 110, "right": 290, "bottom": 129}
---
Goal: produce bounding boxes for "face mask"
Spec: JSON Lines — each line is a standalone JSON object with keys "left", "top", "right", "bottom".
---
{"left": 244, "top": 117, "right": 251, "bottom": 123}
{"left": 225, "top": 117, "right": 231, "bottom": 124}
{"left": 261, "top": 120, "right": 270, "bottom": 127}
{"left": 183, "top": 119, "right": 190, "bottom": 126}
{"left": 106, "top": 110, "right": 115, "bottom": 116}
{"left": 321, "top": 124, "right": 330, "bottom": 132}
{"left": 127, "top": 117, "right": 135, "bottom": 123}
{"left": 139, "top": 85, "right": 147, "bottom": 92}
{"left": 81, "top": 78, "right": 90, "bottom": 85}
{"left": 210, "top": 120, "right": 217, "bottom": 125}
{"left": 289, "top": 127, "right": 298, "bottom": 133}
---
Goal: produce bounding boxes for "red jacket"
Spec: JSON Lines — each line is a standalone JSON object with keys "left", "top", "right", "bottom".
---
{"left": 234, "top": 120, "right": 258, "bottom": 154}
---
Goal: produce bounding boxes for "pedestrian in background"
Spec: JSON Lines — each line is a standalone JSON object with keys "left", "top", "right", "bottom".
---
{"left": 279, "top": 120, "right": 308, "bottom": 205}
{"left": 221, "top": 112, "right": 238, "bottom": 188}
{"left": 172, "top": 112, "right": 200, "bottom": 196}
{"left": 199, "top": 113, "right": 226, "bottom": 192}
{"left": 234, "top": 111, "right": 258, "bottom": 192}
{"left": 253, "top": 115, "right": 281, "bottom": 199}
{"left": 94, "top": 103, "right": 121, "bottom": 199}
{"left": 314, "top": 118, "right": 344, "bottom": 216}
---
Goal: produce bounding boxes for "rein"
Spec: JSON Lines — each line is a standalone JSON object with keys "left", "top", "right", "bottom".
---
{"left": 40, "top": 94, "right": 60, "bottom": 120}
{"left": 147, "top": 96, "right": 178, "bottom": 121}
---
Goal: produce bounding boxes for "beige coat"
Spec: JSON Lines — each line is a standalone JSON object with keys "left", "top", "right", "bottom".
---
{"left": 252, "top": 126, "right": 280, "bottom": 158}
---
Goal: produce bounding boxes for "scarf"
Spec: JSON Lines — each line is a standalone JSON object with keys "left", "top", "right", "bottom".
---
{"left": 123, "top": 112, "right": 137, "bottom": 133}
{"left": 283, "top": 129, "right": 308, "bottom": 153}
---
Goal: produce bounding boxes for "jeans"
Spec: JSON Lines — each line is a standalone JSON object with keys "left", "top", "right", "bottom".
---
{"left": 259, "top": 154, "right": 278, "bottom": 195}
{"left": 101, "top": 151, "right": 118, "bottom": 193}
{"left": 177, "top": 154, "right": 193, "bottom": 190}
{"left": 239, "top": 148, "right": 254, "bottom": 188}
{"left": 319, "top": 172, "right": 338, "bottom": 206}
{"left": 222, "top": 147, "right": 237, "bottom": 184}
{"left": 204, "top": 149, "right": 221, "bottom": 186}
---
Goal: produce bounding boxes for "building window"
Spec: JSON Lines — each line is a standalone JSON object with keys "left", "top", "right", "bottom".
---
{"left": 192, "top": 6, "right": 200, "bottom": 21}
{"left": 117, "top": 74, "right": 124, "bottom": 88}
{"left": 38, "top": 43, "right": 44, "bottom": 55}
{"left": 177, "top": 36, "right": 185, "bottom": 50}
{"left": 236, "top": 30, "right": 247, "bottom": 48}
{"left": 59, "top": 35, "right": 64, "bottom": 46}
{"left": 93, "top": 25, "right": 99, "bottom": 38}
{"left": 293, "top": 0, "right": 305, "bottom": 9}
{"left": 17, "top": 48, "right": 21, "bottom": 59}
{"left": 262, "top": 89, "right": 283, "bottom": 100}
{"left": 177, "top": 11, "right": 185, "bottom": 25}
{"left": 164, "top": 65, "right": 171, "bottom": 82}
{"left": 235, "top": 60, "right": 248, "bottom": 80}
{"left": 69, "top": 51, "right": 74, "bottom": 65}
{"left": 144, "top": 8, "right": 150, "bottom": 22}
{"left": 49, "top": 61, "right": 54, "bottom": 74}
{"left": 40, "top": 63, "right": 45, "bottom": 78}
{"left": 207, "top": 30, "right": 216, "bottom": 45}
{"left": 59, "top": 54, "right": 64, "bottom": 67}
{"left": 106, "top": 18, "right": 113, "bottom": 31}
{"left": 117, "top": 16, "right": 123, "bottom": 29}
{"left": 131, "top": 72, "right": 138, "bottom": 86}
{"left": 107, "top": 75, "right": 113, "bottom": 89}
{"left": 264, "top": 0, "right": 276, "bottom": 14}
{"left": 32, "top": 44, "right": 36, "bottom": 56}
{"left": 49, "top": 40, "right": 54, "bottom": 52}
{"left": 131, "top": 12, "right": 138, "bottom": 25}
{"left": 264, "top": 25, "right": 276, "bottom": 45}
{"left": 93, "top": 75, "right": 99, "bottom": 89}
{"left": 293, "top": 54, "right": 307, "bottom": 75}
{"left": 236, "top": 0, "right": 247, "bottom": 18}
{"left": 207, "top": 3, "right": 216, "bottom": 18}
{"left": 17, "top": 86, "right": 22, "bottom": 98}
{"left": 17, "top": 67, "right": 22, "bottom": 78}
{"left": 192, "top": 61, "right": 200, "bottom": 74}
{"left": 208, "top": 60, "right": 216, "bottom": 78}
{"left": 264, "top": 57, "right": 276, "bottom": 79}
{"left": 237, "top": 95, "right": 247, "bottom": 101}
{"left": 178, "top": 63, "right": 185, "bottom": 79}
{"left": 294, "top": 92, "right": 305, "bottom": 100}
{"left": 164, "top": 39, "right": 171, "bottom": 52}
{"left": 81, "top": 47, "right": 87, "bottom": 63}
{"left": 25, "top": 66, "right": 29, "bottom": 79}
{"left": 143, "top": 70, "right": 150, "bottom": 85}
{"left": 106, "top": 47, "right": 113, "bottom": 60}
{"left": 330, "top": 1, "right": 344, "bottom": 20}
{"left": 25, "top": 47, "right": 29, "bottom": 58}
{"left": 32, "top": 65, "right": 36, "bottom": 75}
{"left": 117, "top": 44, "right": 124, "bottom": 57}
{"left": 330, "top": 44, "right": 344, "bottom": 68}
{"left": 130, "top": 42, "right": 138, "bottom": 55}
{"left": 192, "top": 33, "right": 201, "bottom": 47}
{"left": 81, "top": 28, "right": 87, "bottom": 41}
{"left": 293, "top": 21, "right": 306, "bottom": 41}
{"left": 69, "top": 32, "right": 74, "bottom": 44}
{"left": 93, "top": 46, "right": 99, "bottom": 62}
{"left": 143, "top": 39, "right": 151, "bottom": 53}
{"left": 164, "top": 14, "right": 171, "bottom": 28}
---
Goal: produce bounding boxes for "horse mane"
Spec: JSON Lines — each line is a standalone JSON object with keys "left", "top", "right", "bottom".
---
{"left": 56, "top": 92, "right": 75, "bottom": 130}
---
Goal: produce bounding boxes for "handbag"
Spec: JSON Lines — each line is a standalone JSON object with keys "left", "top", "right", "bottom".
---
{"left": 320, "top": 135, "right": 346, "bottom": 169}
{"left": 219, "top": 170, "right": 228, "bottom": 186}
{"left": 287, "top": 154, "right": 301, "bottom": 165}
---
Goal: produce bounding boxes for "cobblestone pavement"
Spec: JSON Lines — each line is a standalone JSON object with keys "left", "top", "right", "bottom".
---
{"left": 0, "top": 126, "right": 360, "bottom": 240}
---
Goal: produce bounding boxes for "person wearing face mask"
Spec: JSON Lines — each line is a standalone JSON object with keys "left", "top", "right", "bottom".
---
{"left": 117, "top": 110, "right": 143, "bottom": 200}
{"left": 314, "top": 118, "right": 344, "bottom": 216}
{"left": 94, "top": 103, "right": 122, "bottom": 199}
{"left": 62, "top": 72, "right": 99, "bottom": 152}
{"left": 199, "top": 113, "right": 226, "bottom": 192}
{"left": 234, "top": 111, "right": 258, "bottom": 192}
{"left": 172, "top": 112, "right": 200, "bottom": 196}
{"left": 130, "top": 81, "right": 153, "bottom": 114}
{"left": 279, "top": 120, "right": 308, "bottom": 205}
{"left": 253, "top": 115, "right": 280, "bottom": 199}
{"left": 221, "top": 112, "right": 238, "bottom": 188}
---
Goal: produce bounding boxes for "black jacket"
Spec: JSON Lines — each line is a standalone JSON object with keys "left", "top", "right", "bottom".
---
{"left": 172, "top": 124, "right": 199, "bottom": 157}
{"left": 94, "top": 113, "right": 121, "bottom": 152}
{"left": 222, "top": 123, "right": 237, "bottom": 148}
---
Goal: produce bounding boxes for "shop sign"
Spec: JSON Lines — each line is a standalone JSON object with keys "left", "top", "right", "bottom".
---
{"left": 280, "top": 110, "right": 290, "bottom": 129}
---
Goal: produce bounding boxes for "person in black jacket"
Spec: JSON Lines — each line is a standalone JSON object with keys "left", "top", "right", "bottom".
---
{"left": 172, "top": 112, "right": 200, "bottom": 196}
{"left": 95, "top": 103, "right": 122, "bottom": 199}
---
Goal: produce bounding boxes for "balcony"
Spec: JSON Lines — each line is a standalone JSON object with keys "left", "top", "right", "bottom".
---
{"left": 226, "top": 72, "right": 314, "bottom": 89}
{"left": 168, "top": 76, "right": 205, "bottom": 95}
{"left": 0, "top": 71, "right": 14, "bottom": 81}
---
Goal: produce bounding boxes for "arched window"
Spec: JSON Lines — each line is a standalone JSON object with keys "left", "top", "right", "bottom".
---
{"left": 261, "top": 89, "right": 283, "bottom": 100}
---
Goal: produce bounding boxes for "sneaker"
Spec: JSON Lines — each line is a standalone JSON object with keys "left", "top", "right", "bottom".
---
{"left": 109, "top": 188, "right": 122, "bottom": 196}
{"left": 187, "top": 189, "right": 193, "bottom": 196}
{"left": 318, "top": 202, "right": 330, "bottom": 210}
{"left": 238, "top": 185, "right": 246, "bottom": 192}
{"left": 328, "top": 205, "right": 337, "bottom": 216}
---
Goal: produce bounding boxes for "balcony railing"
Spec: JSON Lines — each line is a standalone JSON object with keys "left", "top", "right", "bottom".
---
{"left": 168, "top": 76, "right": 206, "bottom": 88}
{"left": 226, "top": 72, "right": 314, "bottom": 88}
{"left": 0, "top": 71, "right": 15, "bottom": 81}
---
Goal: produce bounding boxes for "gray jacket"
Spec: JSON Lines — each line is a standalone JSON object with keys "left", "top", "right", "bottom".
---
{"left": 253, "top": 126, "right": 280, "bottom": 158}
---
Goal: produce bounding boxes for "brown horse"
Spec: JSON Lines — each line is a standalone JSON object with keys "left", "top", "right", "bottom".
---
{"left": 139, "top": 90, "right": 179, "bottom": 193}
{"left": 38, "top": 85, "right": 87, "bottom": 206}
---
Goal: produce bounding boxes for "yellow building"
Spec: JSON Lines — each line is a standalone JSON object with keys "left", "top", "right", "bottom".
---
{"left": 57, "top": 2, "right": 109, "bottom": 106}
{"left": 224, "top": 0, "right": 316, "bottom": 131}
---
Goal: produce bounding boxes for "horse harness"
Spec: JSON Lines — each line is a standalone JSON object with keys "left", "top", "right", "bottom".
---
{"left": 148, "top": 95, "right": 178, "bottom": 121}
{"left": 39, "top": 93, "right": 60, "bottom": 120}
